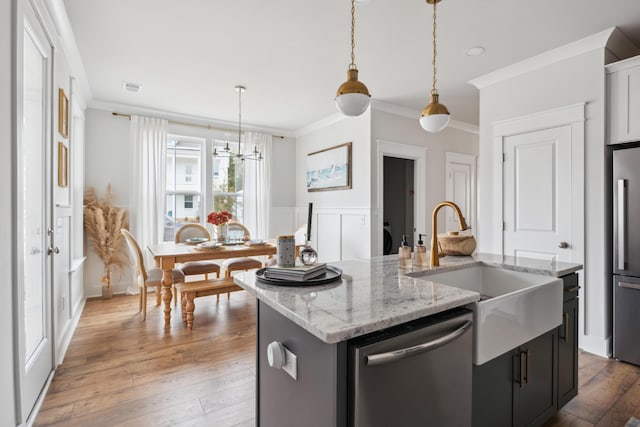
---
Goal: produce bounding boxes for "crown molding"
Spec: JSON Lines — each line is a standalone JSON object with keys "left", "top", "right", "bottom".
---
{"left": 45, "top": 0, "right": 92, "bottom": 109}
{"left": 90, "top": 99, "right": 296, "bottom": 138}
{"left": 294, "top": 110, "right": 353, "bottom": 138}
{"left": 371, "top": 99, "right": 479, "bottom": 134}
{"left": 469, "top": 27, "right": 617, "bottom": 90}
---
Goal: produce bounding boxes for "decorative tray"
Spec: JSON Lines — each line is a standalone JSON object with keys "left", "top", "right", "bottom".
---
{"left": 255, "top": 266, "right": 343, "bottom": 286}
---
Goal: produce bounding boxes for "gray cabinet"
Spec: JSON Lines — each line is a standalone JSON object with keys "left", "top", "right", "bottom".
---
{"left": 472, "top": 273, "right": 578, "bottom": 427}
{"left": 512, "top": 330, "right": 557, "bottom": 427}
{"left": 607, "top": 55, "right": 640, "bottom": 145}
{"left": 557, "top": 274, "right": 579, "bottom": 407}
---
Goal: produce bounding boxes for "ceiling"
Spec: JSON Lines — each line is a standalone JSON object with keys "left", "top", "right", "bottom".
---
{"left": 62, "top": 0, "right": 640, "bottom": 133}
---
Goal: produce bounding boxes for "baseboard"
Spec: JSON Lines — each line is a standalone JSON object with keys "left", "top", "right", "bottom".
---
{"left": 579, "top": 334, "right": 612, "bottom": 358}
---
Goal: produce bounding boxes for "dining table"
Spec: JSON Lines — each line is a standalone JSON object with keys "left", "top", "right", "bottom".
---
{"left": 147, "top": 241, "right": 278, "bottom": 330}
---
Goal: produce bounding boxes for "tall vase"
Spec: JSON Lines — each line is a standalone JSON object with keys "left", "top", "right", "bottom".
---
{"left": 216, "top": 223, "right": 229, "bottom": 243}
{"left": 101, "top": 267, "right": 113, "bottom": 299}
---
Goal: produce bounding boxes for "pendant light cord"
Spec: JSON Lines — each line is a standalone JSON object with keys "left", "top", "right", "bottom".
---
{"left": 350, "top": 0, "right": 356, "bottom": 69}
{"left": 431, "top": 0, "right": 438, "bottom": 95}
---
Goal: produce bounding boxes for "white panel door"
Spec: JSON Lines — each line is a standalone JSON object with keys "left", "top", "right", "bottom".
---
{"left": 503, "top": 126, "right": 573, "bottom": 262}
{"left": 445, "top": 153, "right": 475, "bottom": 232}
{"left": 19, "top": 7, "right": 54, "bottom": 422}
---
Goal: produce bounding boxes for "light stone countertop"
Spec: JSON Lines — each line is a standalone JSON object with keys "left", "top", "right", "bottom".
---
{"left": 233, "top": 253, "right": 583, "bottom": 344}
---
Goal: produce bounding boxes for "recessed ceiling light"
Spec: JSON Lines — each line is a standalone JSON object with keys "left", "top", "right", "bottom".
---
{"left": 122, "top": 81, "right": 142, "bottom": 93}
{"left": 466, "top": 46, "right": 485, "bottom": 56}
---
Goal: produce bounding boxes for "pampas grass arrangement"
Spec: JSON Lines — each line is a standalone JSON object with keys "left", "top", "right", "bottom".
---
{"left": 84, "top": 185, "right": 129, "bottom": 298}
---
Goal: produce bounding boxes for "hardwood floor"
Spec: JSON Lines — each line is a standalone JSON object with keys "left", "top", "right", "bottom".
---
{"left": 35, "top": 292, "right": 257, "bottom": 427}
{"left": 544, "top": 351, "right": 640, "bottom": 427}
{"left": 36, "top": 292, "right": 640, "bottom": 426}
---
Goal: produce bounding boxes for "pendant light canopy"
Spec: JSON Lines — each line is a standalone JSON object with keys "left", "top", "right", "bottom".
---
{"left": 420, "top": 0, "right": 450, "bottom": 133}
{"left": 213, "top": 85, "right": 262, "bottom": 161}
{"left": 335, "top": 0, "right": 371, "bottom": 117}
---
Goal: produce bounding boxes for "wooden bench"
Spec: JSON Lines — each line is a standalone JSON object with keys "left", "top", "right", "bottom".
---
{"left": 175, "top": 278, "right": 243, "bottom": 330}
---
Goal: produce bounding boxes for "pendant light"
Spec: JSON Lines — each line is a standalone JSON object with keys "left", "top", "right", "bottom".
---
{"left": 420, "top": 0, "right": 450, "bottom": 133}
{"left": 335, "top": 0, "right": 371, "bottom": 117}
{"left": 213, "top": 85, "right": 262, "bottom": 161}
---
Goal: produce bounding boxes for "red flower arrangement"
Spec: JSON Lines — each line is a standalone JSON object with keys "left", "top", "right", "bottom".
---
{"left": 207, "top": 210, "right": 233, "bottom": 226}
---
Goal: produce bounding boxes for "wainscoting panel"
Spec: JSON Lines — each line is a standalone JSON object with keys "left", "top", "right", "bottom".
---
{"left": 342, "top": 214, "right": 369, "bottom": 261}
{"left": 316, "top": 213, "right": 342, "bottom": 263}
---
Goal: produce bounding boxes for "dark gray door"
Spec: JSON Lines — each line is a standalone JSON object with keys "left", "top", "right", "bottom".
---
{"left": 613, "top": 275, "right": 640, "bottom": 366}
{"left": 614, "top": 147, "right": 640, "bottom": 276}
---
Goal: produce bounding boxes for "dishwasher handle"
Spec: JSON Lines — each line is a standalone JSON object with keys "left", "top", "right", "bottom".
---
{"left": 365, "top": 320, "right": 472, "bottom": 367}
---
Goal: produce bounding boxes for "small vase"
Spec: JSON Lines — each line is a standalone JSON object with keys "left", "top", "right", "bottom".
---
{"left": 215, "top": 223, "right": 229, "bottom": 243}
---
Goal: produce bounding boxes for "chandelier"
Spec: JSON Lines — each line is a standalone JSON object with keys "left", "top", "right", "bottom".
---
{"left": 213, "top": 85, "right": 262, "bottom": 161}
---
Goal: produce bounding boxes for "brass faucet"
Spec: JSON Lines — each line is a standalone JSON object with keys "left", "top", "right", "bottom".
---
{"left": 430, "top": 201, "right": 470, "bottom": 267}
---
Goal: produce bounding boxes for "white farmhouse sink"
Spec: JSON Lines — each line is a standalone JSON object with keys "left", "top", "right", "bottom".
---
{"left": 422, "top": 265, "right": 563, "bottom": 365}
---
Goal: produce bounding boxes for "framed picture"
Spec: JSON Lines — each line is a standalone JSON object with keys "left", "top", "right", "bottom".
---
{"left": 58, "top": 142, "right": 69, "bottom": 187}
{"left": 58, "top": 88, "right": 69, "bottom": 138}
{"left": 306, "top": 142, "right": 352, "bottom": 192}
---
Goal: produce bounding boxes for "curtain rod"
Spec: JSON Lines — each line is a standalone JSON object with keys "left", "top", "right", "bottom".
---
{"left": 111, "top": 112, "right": 285, "bottom": 139}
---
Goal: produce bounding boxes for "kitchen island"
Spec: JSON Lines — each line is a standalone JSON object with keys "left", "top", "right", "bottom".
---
{"left": 234, "top": 253, "right": 582, "bottom": 427}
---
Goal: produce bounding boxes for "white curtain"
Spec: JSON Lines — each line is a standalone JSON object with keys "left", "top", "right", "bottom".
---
{"left": 128, "top": 115, "right": 167, "bottom": 293}
{"left": 243, "top": 132, "right": 272, "bottom": 239}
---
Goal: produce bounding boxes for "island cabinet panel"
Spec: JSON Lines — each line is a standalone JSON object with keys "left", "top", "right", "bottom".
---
{"left": 472, "top": 273, "right": 578, "bottom": 427}
{"left": 472, "top": 351, "right": 513, "bottom": 426}
{"left": 512, "top": 329, "right": 558, "bottom": 427}
{"left": 557, "top": 273, "right": 579, "bottom": 407}
{"left": 257, "top": 301, "right": 348, "bottom": 427}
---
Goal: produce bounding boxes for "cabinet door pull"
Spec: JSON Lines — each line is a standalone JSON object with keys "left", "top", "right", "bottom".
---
{"left": 562, "top": 312, "right": 569, "bottom": 342}
{"left": 566, "top": 286, "right": 581, "bottom": 293}
{"left": 524, "top": 349, "right": 530, "bottom": 385}
{"left": 518, "top": 350, "right": 529, "bottom": 387}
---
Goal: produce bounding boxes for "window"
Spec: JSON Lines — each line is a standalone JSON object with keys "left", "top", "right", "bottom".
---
{"left": 164, "top": 139, "right": 202, "bottom": 241}
{"left": 212, "top": 143, "right": 244, "bottom": 221}
{"left": 184, "top": 195, "right": 194, "bottom": 209}
{"left": 163, "top": 136, "right": 249, "bottom": 242}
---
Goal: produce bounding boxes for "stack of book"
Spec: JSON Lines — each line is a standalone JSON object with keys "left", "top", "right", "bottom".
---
{"left": 264, "top": 262, "right": 327, "bottom": 282}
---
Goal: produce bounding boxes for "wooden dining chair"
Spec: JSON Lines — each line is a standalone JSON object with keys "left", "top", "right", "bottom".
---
{"left": 221, "top": 221, "right": 262, "bottom": 299}
{"left": 121, "top": 229, "right": 185, "bottom": 320}
{"left": 174, "top": 224, "right": 221, "bottom": 300}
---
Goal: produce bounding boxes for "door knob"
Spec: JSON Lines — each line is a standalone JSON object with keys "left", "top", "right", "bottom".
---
{"left": 48, "top": 246, "right": 60, "bottom": 255}
{"left": 558, "top": 241, "right": 569, "bottom": 249}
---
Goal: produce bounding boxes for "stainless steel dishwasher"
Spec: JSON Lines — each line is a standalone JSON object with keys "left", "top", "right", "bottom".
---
{"left": 348, "top": 308, "right": 473, "bottom": 427}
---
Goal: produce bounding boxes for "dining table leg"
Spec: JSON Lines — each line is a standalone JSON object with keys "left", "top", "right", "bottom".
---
{"left": 160, "top": 257, "right": 175, "bottom": 330}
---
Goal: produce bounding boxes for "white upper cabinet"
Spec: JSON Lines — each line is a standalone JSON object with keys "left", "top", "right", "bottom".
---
{"left": 607, "top": 55, "right": 640, "bottom": 145}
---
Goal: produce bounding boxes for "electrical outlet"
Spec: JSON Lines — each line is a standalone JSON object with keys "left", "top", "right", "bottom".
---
{"left": 282, "top": 346, "right": 297, "bottom": 380}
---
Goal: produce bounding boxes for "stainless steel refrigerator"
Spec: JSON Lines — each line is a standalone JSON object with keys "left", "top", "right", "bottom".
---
{"left": 613, "top": 146, "right": 640, "bottom": 366}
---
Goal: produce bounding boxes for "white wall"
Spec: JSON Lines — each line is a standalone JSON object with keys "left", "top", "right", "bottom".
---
{"left": 296, "top": 113, "right": 372, "bottom": 207}
{"left": 476, "top": 49, "right": 609, "bottom": 356}
{"left": 84, "top": 108, "right": 132, "bottom": 296}
{"left": 371, "top": 109, "right": 479, "bottom": 248}
{"left": 1, "top": 0, "right": 17, "bottom": 423}
{"left": 269, "top": 136, "right": 297, "bottom": 237}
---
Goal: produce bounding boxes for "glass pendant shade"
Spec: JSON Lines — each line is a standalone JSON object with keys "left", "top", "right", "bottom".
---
{"left": 335, "top": 68, "right": 371, "bottom": 117}
{"left": 420, "top": 92, "right": 450, "bottom": 133}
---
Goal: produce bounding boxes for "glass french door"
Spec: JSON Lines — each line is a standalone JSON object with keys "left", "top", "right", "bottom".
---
{"left": 18, "top": 4, "right": 54, "bottom": 422}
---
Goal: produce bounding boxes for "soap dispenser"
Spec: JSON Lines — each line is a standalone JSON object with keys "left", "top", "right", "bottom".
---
{"left": 398, "top": 234, "right": 412, "bottom": 267}
{"left": 414, "top": 234, "right": 428, "bottom": 268}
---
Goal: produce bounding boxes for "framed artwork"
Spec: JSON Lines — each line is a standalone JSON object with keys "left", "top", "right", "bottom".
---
{"left": 306, "top": 142, "right": 352, "bottom": 192}
{"left": 58, "top": 88, "right": 69, "bottom": 138}
{"left": 58, "top": 141, "right": 68, "bottom": 187}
